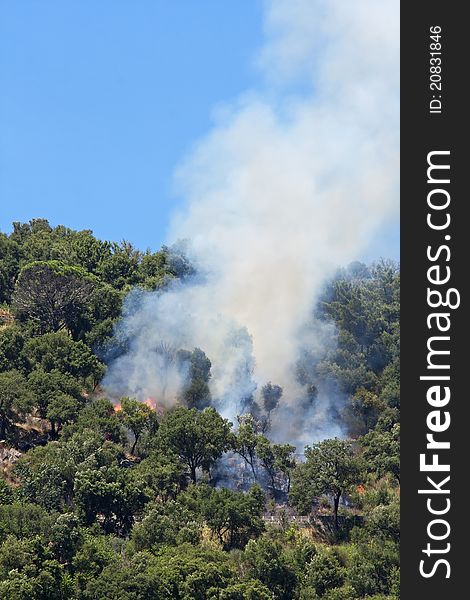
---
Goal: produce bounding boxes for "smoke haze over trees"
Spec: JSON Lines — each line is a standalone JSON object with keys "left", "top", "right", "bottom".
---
{"left": 0, "top": 218, "right": 399, "bottom": 598}
{"left": 92, "top": 0, "right": 399, "bottom": 449}
{"left": 0, "top": 0, "right": 399, "bottom": 596}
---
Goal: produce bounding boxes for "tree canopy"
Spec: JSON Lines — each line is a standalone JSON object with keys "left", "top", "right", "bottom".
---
{"left": 157, "top": 407, "right": 232, "bottom": 483}
{"left": 0, "top": 220, "right": 400, "bottom": 599}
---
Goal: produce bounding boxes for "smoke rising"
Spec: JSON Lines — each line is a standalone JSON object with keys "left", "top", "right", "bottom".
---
{"left": 103, "top": 0, "right": 399, "bottom": 445}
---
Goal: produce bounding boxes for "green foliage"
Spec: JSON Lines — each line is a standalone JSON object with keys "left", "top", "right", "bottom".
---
{"left": 290, "top": 439, "right": 362, "bottom": 525}
{"left": 22, "top": 332, "right": 105, "bottom": 387}
{"left": 118, "top": 397, "right": 158, "bottom": 454}
{"left": 261, "top": 382, "right": 283, "bottom": 415}
{"left": 0, "top": 370, "right": 34, "bottom": 440}
{"left": 28, "top": 368, "right": 83, "bottom": 435}
{"left": 46, "top": 394, "right": 81, "bottom": 434}
{"left": 0, "top": 326, "right": 25, "bottom": 372}
{"left": 352, "top": 501, "right": 400, "bottom": 545}
{"left": 178, "top": 347, "right": 212, "bottom": 410}
{"left": 256, "top": 437, "right": 296, "bottom": 494}
{"left": 201, "top": 484, "right": 265, "bottom": 550}
{"left": 82, "top": 544, "right": 235, "bottom": 600}
{"left": 218, "top": 580, "right": 272, "bottom": 600}
{"left": 348, "top": 387, "right": 386, "bottom": 435}
{"left": 304, "top": 550, "right": 345, "bottom": 596}
{"left": 0, "top": 480, "right": 15, "bottom": 505}
{"left": 72, "top": 533, "right": 116, "bottom": 592}
{"left": 14, "top": 458, "right": 70, "bottom": 512}
{"left": 47, "top": 512, "right": 82, "bottom": 564}
{"left": 74, "top": 464, "right": 147, "bottom": 534}
{"left": 243, "top": 537, "right": 297, "bottom": 600}
{"left": 346, "top": 539, "right": 399, "bottom": 597}
{"left": 69, "top": 398, "right": 124, "bottom": 443}
{"left": 133, "top": 451, "right": 187, "bottom": 501}
{"left": 320, "top": 584, "right": 357, "bottom": 600}
{"left": 0, "top": 234, "right": 20, "bottom": 304}
{"left": 0, "top": 221, "right": 400, "bottom": 598}
{"left": 310, "top": 261, "right": 400, "bottom": 438}
{"left": 0, "top": 535, "right": 66, "bottom": 600}
{"left": 157, "top": 407, "right": 232, "bottom": 483}
{"left": 95, "top": 250, "right": 139, "bottom": 290}
{"left": 14, "top": 430, "right": 122, "bottom": 511}
{"left": 131, "top": 499, "right": 201, "bottom": 551}
{"left": 0, "top": 503, "right": 52, "bottom": 542}
{"left": 68, "top": 232, "right": 112, "bottom": 273}
{"left": 232, "top": 413, "right": 265, "bottom": 481}
{"left": 14, "top": 261, "right": 97, "bottom": 334}
{"left": 362, "top": 424, "right": 400, "bottom": 483}
{"left": 74, "top": 284, "right": 123, "bottom": 347}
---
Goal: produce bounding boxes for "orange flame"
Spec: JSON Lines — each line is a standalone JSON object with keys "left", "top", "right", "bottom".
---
{"left": 356, "top": 484, "right": 366, "bottom": 495}
{"left": 113, "top": 398, "right": 162, "bottom": 414}
{"left": 144, "top": 397, "right": 157, "bottom": 410}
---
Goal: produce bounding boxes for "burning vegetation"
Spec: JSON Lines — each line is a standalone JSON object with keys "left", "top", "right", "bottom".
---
{"left": 0, "top": 0, "right": 400, "bottom": 594}
{"left": 0, "top": 218, "right": 400, "bottom": 598}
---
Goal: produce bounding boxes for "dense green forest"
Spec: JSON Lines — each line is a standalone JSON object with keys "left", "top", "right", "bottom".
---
{"left": 0, "top": 219, "right": 399, "bottom": 600}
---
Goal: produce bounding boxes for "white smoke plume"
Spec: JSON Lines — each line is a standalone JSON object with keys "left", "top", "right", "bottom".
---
{"left": 103, "top": 0, "right": 399, "bottom": 444}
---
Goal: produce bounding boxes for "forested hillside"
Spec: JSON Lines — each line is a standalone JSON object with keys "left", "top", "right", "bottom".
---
{"left": 0, "top": 219, "right": 399, "bottom": 599}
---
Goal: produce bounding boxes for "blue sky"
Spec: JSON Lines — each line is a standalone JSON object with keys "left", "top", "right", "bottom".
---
{"left": 0, "top": 1, "right": 262, "bottom": 246}
{"left": 0, "top": 0, "right": 398, "bottom": 263}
